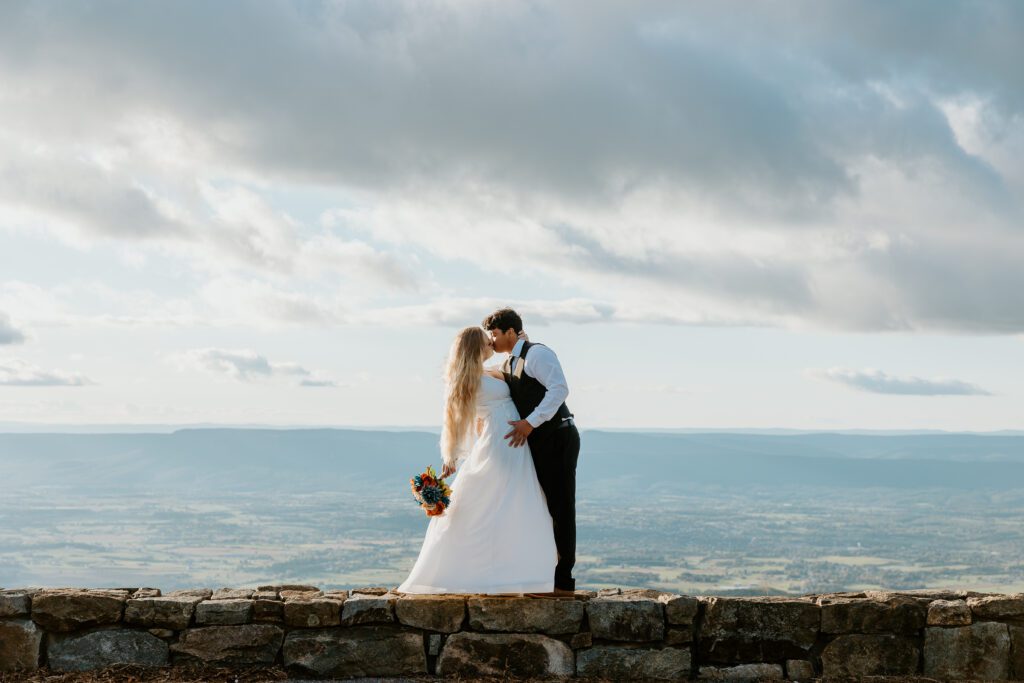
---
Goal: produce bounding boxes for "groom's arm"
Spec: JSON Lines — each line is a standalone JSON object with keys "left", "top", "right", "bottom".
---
{"left": 505, "top": 343, "right": 570, "bottom": 447}
{"left": 522, "top": 345, "right": 570, "bottom": 428}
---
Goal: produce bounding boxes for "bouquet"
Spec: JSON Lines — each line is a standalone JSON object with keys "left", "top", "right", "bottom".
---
{"left": 410, "top": 464, "right": 452, "bottom": 517}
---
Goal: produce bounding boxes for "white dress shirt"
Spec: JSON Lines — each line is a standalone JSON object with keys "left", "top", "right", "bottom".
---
{"left": 509, "top": 338, "right": 570, "bottom": 429}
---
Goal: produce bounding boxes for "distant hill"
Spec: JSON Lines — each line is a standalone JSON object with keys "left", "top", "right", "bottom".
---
{"left": 1, "top": 428, "right": 1022, "bottom": 495}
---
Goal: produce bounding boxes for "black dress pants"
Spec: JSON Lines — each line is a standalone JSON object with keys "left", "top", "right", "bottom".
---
{"left": 528, "top": 424, "right": 581, "bottom": 591}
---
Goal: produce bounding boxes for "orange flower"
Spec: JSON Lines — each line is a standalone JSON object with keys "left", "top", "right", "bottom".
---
{"left": 421, "top": 475, "right": 436, "bottom": 487}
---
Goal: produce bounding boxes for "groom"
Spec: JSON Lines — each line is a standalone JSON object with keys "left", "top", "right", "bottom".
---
{"left": 483, "top": 307, "right": 580, "bottom": 598}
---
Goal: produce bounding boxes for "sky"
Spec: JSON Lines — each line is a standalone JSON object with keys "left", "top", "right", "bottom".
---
{"left": 0, "top": 0, "right": 1021, "bottom": 431}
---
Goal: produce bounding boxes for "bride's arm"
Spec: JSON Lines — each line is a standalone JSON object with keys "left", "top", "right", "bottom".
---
{"left": 442, "top": 430, "right": 471, "bottom": 476}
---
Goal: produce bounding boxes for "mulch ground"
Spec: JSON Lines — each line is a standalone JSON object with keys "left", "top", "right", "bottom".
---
{"left": 0, "top": 670, "right": 612, "bottom": 683}
{"left": 0, "top": 666, "right": 289, "bottom": 683}
{"left": 0, "top": 668, "right": 992, "bottom": 683}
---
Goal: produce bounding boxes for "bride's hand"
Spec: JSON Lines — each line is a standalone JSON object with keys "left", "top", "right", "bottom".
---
{"left": 441, "top": 462, "right": 456, "bottom": 479}
{"left": 518, "top": 330, "right": 529, "bottom": 341}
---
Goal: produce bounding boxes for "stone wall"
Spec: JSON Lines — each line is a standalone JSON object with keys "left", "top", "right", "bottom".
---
{"left": 1, "top": 585, "right": 1023, "bottom": 680}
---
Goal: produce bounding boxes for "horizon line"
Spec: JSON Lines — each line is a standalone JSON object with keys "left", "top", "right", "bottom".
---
{"left": 0, "top": 422, "right": 1022, "bottom": 436}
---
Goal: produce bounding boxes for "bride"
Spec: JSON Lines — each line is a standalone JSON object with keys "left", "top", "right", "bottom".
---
{"left": 396, "top": 326, "right": 557, "bottom": 595}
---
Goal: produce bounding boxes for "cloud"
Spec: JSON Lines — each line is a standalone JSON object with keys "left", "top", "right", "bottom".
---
{"left": 808, "top": 367, "right": 992, "bottom": 396}
{"left": 299, "top": 378, "right": 340, "bottom": 388}
{"left": 1, "top": 1, "right": 1023, "bottom": 332}
{"left": 350, "top": 296, "right": 771, "bottom": 328}
{"left": 167, "top": 347, "right": 337, "bottom": 386}
{"left": 197, "top": 276, "right": 347, "bottom": 328}
{"left": 1, "top": 276, "right": 771, "bottom": 331}
{"left": 0, "top": 312, "right": 25, "bottom": 344}
{"left": 0, "top": 277, "right": 351, "bottom": 332}
{"left": 0, "top": 138, "right": 419, "bottom": 290}
{"left": 4, "top": 0, "right": 1015, "bottom": 208}
{"left": 0, "top": 358, "right": 93, "bottom": 386}
{"left": 0, "top": 2, "right": 852, "bottom": 214}
{"left": 0, "top": 279, "right": 203, "bottom": 330}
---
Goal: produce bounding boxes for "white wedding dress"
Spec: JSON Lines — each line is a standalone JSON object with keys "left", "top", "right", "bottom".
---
{"left": 397, "top": 373, "right": 557, "bottom": 594}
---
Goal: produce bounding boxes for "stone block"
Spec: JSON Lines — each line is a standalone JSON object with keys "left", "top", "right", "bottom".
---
{"left": 252, "top": 598, "right": 284, "bottom": 623}
{"left": 47, "top": 628, "right": 169, "bottom": 671}
{"left": 170, "top": 624, "right": 283, "bottom": 665}
{"left": 666, "top": 627, "right": 692, "bottom": 645}
{"left": 569, "top": 631, "right": 592, "bottom": 649}
{"left": 1011, "top": 625, "right": 1024, "bottom": 680}
{"left": 819, "top": 594, "right": 926, "bottom": 634}
{"left": 210, "top": 587, "right": 253, "bottom": 600}
{"left": 699, "top": 596, "right": 819, "bottom": 663}
{"left": 821, "top": 633, "right": 919, "bottom": 677}
{"left": 125, "top": 596, "right": 202, "bottom": 629}
{"left": 168, "top": 588, "right": 213, "bottom": 599}
{"left": 195, "top": 598, "right": 253, "bottom": 625}
{"left": 924, "top": 622, "right": 1010, "bottom": 680}
{"left": 587, "top": 594, "right": 665, "bottom": 642}
{"left": 785, "top": 659, "right": 815, "bottom": 680}
{"left": 258, "top": 583, "right": 319, "bottom": 592}
{"left": 437, "top": 631, "right": 573, "bottom": 678}
{"left": 283, "top": 597, "right": 342, "bottom": 628}
{"left": 468, "top": 596, "right": 584, "bottom": 635}
{"left": 697, "top": 663, "right": 783, "bottom": 681}
{"left": 968, "top": 593, "right": 1024, "bottom": 620}
{"left": 283, "top": 625, "right": 426, "bottom": 678}
{"left": 395, "top": 595, "right": 466, "bottom": 633}
{"left": 0, "top": 619, "right": 42, "bottom": 672}
{"left": 340, "top": 591, "right": 396, "bottom": 625}
{"left": 874, "top": 588, "right": 967, "bottom": 601}
{"left": 660, "top": 593, "right": 700, "bottom": 625}
{"left": 427, "top": 632, "right": 443, "bottom": 656}
{"left": 31, "top": 589, "right": 124, "bottom": 632}
{"left": 928, "top": 598, "right": 972, "bottom": 626}
{"left": 0, "top": 591, "right": 31, "bottom": 618}
{"left": 620, "top": 587, "right": 672, "bottom": 598}
{"left": 578, "top": 645, "right": 690, "bottom": 680}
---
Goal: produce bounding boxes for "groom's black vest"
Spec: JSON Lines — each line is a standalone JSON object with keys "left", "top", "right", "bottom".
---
{"left": 502, "top": 341, "right": 573, "bottom": 438}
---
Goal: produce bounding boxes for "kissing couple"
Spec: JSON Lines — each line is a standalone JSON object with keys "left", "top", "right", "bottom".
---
{"left": 397, "top": 307, "right": 581, "bottom": 598}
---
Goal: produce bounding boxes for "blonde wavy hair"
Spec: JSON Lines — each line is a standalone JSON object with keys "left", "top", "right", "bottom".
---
{"left": 440, "top": 326, "right": 489, "bottom": 464}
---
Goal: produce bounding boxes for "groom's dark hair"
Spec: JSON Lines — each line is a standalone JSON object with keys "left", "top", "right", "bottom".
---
{"left": 482, "top": 307, "right": 523, "bottom": 334}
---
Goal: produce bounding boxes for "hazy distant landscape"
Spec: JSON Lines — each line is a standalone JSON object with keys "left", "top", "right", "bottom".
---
{"left": 1, "top": 428, "right": 1022, "bottom": 595}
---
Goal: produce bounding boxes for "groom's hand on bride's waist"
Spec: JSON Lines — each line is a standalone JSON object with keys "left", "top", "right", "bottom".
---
{"left": 505, "top": 420, "right": 533, "bottom": 447}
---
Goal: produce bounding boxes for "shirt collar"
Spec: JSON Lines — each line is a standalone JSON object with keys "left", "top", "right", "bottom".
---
{"left": 511, "top": 338, "right": 525, "bottom": 358}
